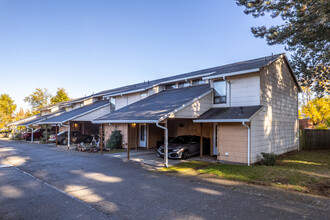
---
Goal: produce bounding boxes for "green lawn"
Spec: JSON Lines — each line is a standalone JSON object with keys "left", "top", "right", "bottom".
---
{"left": 162, "top": 150, "right": 330, "bottom": 197}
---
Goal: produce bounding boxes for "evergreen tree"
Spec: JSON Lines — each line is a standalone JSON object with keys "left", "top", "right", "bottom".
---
{"left": 50, "top": 88, "right": 70, "bottom": 104}
{"left": 236, "top": 0, "right": 329, "bottom": 96}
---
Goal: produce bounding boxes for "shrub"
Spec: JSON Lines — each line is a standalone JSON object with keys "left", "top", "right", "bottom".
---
{"left": 105, "top": 130, "right": 122, "bottom": 150}
{"left": 261, "top": 152, "right": 278, "bottom": 166}
{"left": 13, "top": 132, "right": 23, "bottom": 140}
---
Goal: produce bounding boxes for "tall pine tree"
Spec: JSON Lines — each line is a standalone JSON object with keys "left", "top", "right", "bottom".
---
{"left": 236, "top": 0, "right": 329, "bottom": 96}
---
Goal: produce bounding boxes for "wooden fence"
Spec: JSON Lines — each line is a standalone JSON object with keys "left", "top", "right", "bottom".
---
{"left": 304, "top": 129, "right": 330, "bottom": 150}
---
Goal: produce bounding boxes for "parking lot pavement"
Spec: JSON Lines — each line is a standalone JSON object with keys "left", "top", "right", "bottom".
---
{"left": 0, "top": 139, "right": 329, "bottom": 220}
{"left": 105, "top": 149, "right": 217, "bottom": 168}
{"left": 0, "top": 167, "right": 108, "bottom": 220}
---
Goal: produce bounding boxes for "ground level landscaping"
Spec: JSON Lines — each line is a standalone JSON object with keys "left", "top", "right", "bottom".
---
{"left": 161, "top": 150, "right": 330, "bottom": 197}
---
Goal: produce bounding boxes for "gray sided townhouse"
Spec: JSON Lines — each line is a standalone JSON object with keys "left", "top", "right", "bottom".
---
{"left": 92, "top": 53, "right": 301, "bottom": 165}
{"left": 8, "top": 53, "right": 301, "bottom": 165}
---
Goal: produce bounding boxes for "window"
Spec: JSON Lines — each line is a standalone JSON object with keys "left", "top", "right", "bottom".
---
{"left": 178, "top": 81, "right": 190, "bottom": 88}
{"left": 110, "top": 97, "right": 116, "bottom": 112}
{"left": 165, "top": 84, "right": 176, "bottom": 90}
{"left": 192, "top": 79, "right": 204, "bottom": 85}
{"left": 213, "top": 80, "right": 227, "bottom": 104}
{"left": 140, "top": 92, "right": 147, "bottom": 99}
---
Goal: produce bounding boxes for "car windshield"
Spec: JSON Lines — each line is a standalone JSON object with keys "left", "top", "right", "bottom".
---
{"left": 170, "top": 136, "right": 192, "bottom": 144}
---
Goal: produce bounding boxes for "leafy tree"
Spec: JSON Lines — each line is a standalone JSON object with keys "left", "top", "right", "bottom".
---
{"left": 50, "top": 88, "right": 70, "bottom": 104}
{"left": 0, "top": 94, "right": 17, "bottom": 128}
{"left": 236, "top": 0, "right": 329, "bottom": 96}
{"left": 24, "top": 88, "right": 51, "bottom": 114}
{"left": 15, "top": 108, "right": 32, "bottom": 121}
{"left": 301, "top": 96, "right": 330, "bottom": 127}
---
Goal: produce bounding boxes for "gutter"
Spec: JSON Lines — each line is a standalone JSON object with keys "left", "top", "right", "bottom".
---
{"left": 92, "top": 120, "right": 158, "bottom": 124}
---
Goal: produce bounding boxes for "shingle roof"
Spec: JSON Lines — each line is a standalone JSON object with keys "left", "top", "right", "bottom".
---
{"left": 18, "top": 111, "right": 64, "bottom": 126}
{"left": 39, "top": 100, "right": 110, "bottom": 124}
{"left": 94, "top": 54, "right": 283, "bottom": 97}
{"left": 93, "top": 85, "right": 213, "bottom": 123}
{"left": 193, "top": 106, "right": 263, "bottom": 122}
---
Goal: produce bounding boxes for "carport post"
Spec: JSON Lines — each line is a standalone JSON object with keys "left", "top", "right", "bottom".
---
{"left": 55, "top": 124, "right": 58, "bottom": 147}
{"left": 31, "top": 126, "right": 34, "bottom": 143}
{"left": 200, "top": 123, "right": 203, "bottom": 159}
{"left": 100, "top": 124, "right": 103, "bottom": 154}
{"left": 68, "top": 121, "right": 70, "bottom": 149}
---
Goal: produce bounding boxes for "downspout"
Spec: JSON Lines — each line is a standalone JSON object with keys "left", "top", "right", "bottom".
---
{"left": 61, "top": 122, "right": 70, "bottom": 149}
{"left": 242, "top": 122, "right": 250, "bottom": 166}
{"left": 156, "top": 121, "right": 168, "bottom": 168}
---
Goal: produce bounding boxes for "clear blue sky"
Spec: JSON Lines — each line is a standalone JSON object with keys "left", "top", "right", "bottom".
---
{"left": 0, "top": 0, "right": 285, "bottom": 111}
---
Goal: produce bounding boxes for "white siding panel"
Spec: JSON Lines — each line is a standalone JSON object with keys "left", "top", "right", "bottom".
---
{"left": 73, "top": 105, "right": 111, "bottom": 121}
{"left": 230, "top": 72, "right": 260, "bottom": 107}
{"left": 174, "top": 92, "right": 212, "bottom": 118}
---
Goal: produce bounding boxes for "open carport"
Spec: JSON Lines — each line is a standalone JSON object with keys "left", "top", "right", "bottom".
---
{"left": 37, "top": 100, "right": 111, "bottom": 147}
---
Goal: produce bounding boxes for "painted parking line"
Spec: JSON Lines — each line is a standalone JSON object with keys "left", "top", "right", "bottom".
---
{"left": 0, "top": 164, "right": 13, "bottom": 168}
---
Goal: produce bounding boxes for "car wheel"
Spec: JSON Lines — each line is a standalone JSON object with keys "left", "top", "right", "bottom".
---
{"left": 61, "top": 138, "right": 68, "bottom": 145}
{"left": 85, "top": 138, "right": 91, "bottom": 143}
{"left": 182, "top": 150, "right": 189, "bottom": 159}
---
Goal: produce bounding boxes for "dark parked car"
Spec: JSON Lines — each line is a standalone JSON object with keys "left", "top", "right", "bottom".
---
{"left": 49, "top": 131, "right": 93, "bottom": 145}
{"left": 23, "top": 128, "right": 51, "bottom": 141}
{"left": 157, "top": 135, "right": 204, "bottom": 159}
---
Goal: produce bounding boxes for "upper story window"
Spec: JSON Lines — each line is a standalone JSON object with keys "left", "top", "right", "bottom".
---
{"left": 110, "top": 97, "right": 116, "bottom": 112}
{"left": 178, "top": 81, "right": 190, "bottom": 88}
{"left": 165, "top": 84, "right": 176, "bottom": 90}
{"left": 192, "top": 79, "right": 204, "bottom": 85}
{"left": 213, "top": 80, "right": 227, "bottom": 104}
{"left": 140, "top": 92, "right": 147, "bottom": 99}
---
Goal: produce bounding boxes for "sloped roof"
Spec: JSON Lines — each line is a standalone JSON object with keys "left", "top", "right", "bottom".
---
{"left": 193, "top": 106, "right": 263, "bottom": 122}
{"left": 38, "top": 100, "right": 110, "bottom": 124}
{"left": 94, "top": 54, "right": 284, "bottom": 97}
{"left": 93, "top": 85, "right": 213, "bottom": 123}
{"left": 18, "top": 111, "right": 64, "bottom": 126}
{"left": 6, "top": 114, "right": 40, "bottom": 127}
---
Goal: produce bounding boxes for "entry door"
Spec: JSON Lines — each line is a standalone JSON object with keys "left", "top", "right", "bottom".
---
{"left": 213, "top": 124, "right": 218, "bottom": 155}
{"left": 139, "top": 124, "right": 147, "bottom": 147}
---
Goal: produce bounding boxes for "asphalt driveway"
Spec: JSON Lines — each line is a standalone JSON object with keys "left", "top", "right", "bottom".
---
{"left": 0, "top": 139, "right": 329, "bottom": 219}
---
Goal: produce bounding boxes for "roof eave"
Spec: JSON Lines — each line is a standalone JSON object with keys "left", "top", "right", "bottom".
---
{"left": 92, "top": 120, "right": 158, "bottom": 124}
{"left": 193, "top": 119, "right": 250, "bottom": 123}
{"left": 202, "top": 68, "right": 260, "bottom": 80}
{"left": 38, "top": 103, "right": 110, "bottom": 125}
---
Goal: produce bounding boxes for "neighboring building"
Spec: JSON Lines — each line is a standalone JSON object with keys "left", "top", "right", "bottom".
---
{"left": 92, "top": 53, "right": 301, "bottom": 165}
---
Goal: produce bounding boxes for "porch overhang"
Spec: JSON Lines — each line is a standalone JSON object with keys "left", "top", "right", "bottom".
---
{"left": 37, "top": 101, "right": 110, "bottom": 125}
{"left": 92, "top": 120, "right": 158, "bottom": 124}
{"left": 193, "top": 106, "right": 263, "bottom": 123}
